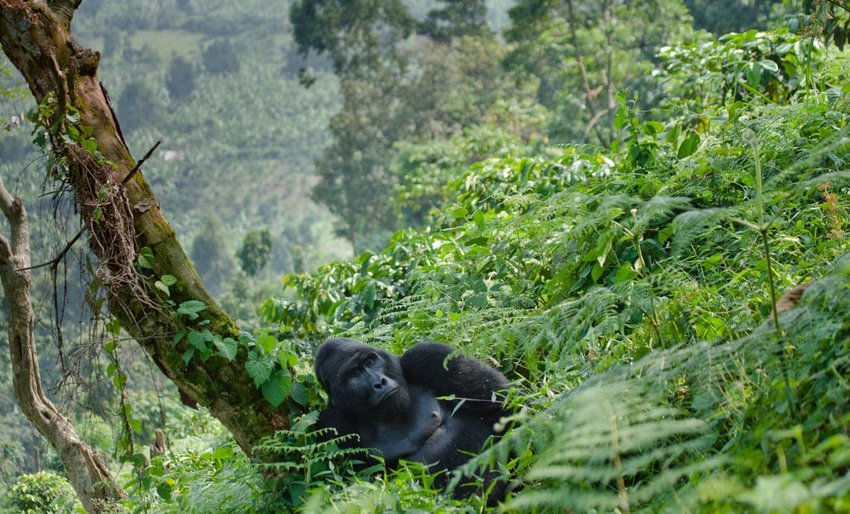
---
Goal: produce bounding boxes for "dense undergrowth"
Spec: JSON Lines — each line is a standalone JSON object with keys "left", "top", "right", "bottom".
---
{"left": 110, "top": 31, "right": 850, "bottom": 513}
{"left": 4, "top": 24, "right": 850, "bottom": 514}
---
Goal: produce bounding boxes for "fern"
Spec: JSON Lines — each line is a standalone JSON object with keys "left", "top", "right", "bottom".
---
{"left": 496, "top": 382, "right": 712, "bottom": 512}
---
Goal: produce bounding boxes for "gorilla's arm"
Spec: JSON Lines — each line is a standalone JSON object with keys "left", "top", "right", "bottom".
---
{"left": 399, "top": 342, "right": 510, "bottom": 417}
{"left": 316, "top": 407, "right": 360, "bottom": 445}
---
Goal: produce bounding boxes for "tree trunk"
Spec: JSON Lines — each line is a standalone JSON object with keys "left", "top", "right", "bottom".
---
{"left": 0, "top": 1, "right": 289, "bottom": 455}
{"left": 0, "top": 177, "right": 126, "bottom": 513}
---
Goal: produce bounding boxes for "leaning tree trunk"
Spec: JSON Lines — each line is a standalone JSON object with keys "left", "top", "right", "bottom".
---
{"left": 0, "top": 177, "right": 126, "bottom": 513}
{"left": 0, "top": 1, "right": 289, "bottom": 453}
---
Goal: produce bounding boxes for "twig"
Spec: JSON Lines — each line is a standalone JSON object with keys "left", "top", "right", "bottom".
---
{"left": 20, "top": 140, "right": 161, "bottom": 272}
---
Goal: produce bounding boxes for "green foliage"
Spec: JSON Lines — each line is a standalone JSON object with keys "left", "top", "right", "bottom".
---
{"left": 128, "top": 444, "right": 278, "bottom": 514}
{"left": 5, "top": 2, "right": 850, "bottom": 512}
{"left": 237, "top": 229, "right": 273, "bottom": 277}
{"left": 190, "top": 217, "right": 233, "bottom": 296}
{"left": 683, "top": 0, "right": 786, "bottom": 34}
{"left": 794, "top": 0, "right": 850, "bottom": 50}
{"left": 290, "top": 0, "right": 415, "bottom": 76}
{"left": 166, "top": 55, "right": 196, "bottom": 101}
{"left": 253, "top": 414, "right": 375, "bottom": 507}
{"left": 505, "top": 0, "right": 693, "bottom": 145}
{"left": 506, "top": 383, "right": 713, "bottom": 511}
{"left": 258, "top": 29, "right": 850, "bottom": 510}
{"left": 1, "top": 472, "right": 82, "bottom": 514}
{"left": 201, "top": 39, "right": 240, "bottom": 75}
{"left": 418, "top": 0, "right": 491, "bottom": 43}
{"left": 312, "top": 35, "right": 539, "bottom": 249}
{"left": 656, "top": 29, "right": 826, "bottom": 117}
{"left": 116, "top": 80, "right": 162, "bottom": 133}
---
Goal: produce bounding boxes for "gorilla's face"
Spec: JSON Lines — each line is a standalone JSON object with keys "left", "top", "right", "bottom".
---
{"left": 315, "top": 338, "right": 411, "bottom": 421}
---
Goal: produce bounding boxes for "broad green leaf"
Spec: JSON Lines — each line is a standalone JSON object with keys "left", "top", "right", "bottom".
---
{"left": 591, "top": 263, "right": 604, "bottom": 282}
{"left": 278, "top": 351, "right": 297, "bottom": 369}
{"left": 154, "top": 280, "right": 170, "bottom": 296}
{"left": 361, "top": 282, "right": 376, "bottom": 308}
{"left": 677, "top": 132, "right": 700, "bottom": 159}
{"left": 643, "top": 121, "right": 664, "bottom": 136}
{"left": 213, "top": 447, "right": 234, "bottom": 461}
{"left": 106, "top": 318, "right": 122, "bottom": 336}
{"left": 82, "top": 139, "right": 98, "bottom": 154}
{"left": 613, "top": 264, "right": 638, "bottom": 283}
{"left": 246, "top": 353, "right": 274, "bottom": 387}
{"left": 156, "top": 483, "right": 173, "bottom": 501}
{"left": 256, "top": 333, "right": 277, "bottom": 354}
{"left": 182, "top": 348, "right": 194, "bottom": 365}
{"left": 290, "top": 382, "right": 308, "bottom": 407}
{"left": 261, "top": 369, "right": 292, "bottom": 407}
{"left": 214, "top": 337, "right": 238, "bottom": 361}
{"left": 177, "top": 300, "right": 207, "bottom": 319}
{"left": 187, "top": 331, "right": 207, "bottom": 351}
{"left": 137, "top": 247, "right": 154, "bottom": 269}
{"left": 472, "top": 210, "right": 486, "bottom": 229}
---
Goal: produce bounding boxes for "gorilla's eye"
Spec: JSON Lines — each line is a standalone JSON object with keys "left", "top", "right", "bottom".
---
{"left": 363, "top": 355, "right": 376, "bottom": 367}
{"left": 350, "top": 366, "right": 363, "bottom": 377}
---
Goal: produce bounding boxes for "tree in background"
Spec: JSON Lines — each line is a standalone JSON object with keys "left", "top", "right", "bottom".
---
{"left": 238, "top": 229, "right": 273, "bottom": 277}
{"left": 296, "top": 0, "right": 694, "bottom": 248}
{"left": 116, "top": 80, "right": 161, "bottom": 132}
{"left": 290, "top": 0, "right": 415, "bottom": 77}
{"left": 190, "top": 216, "right": 234, "bottom": 295}
{"left": 311, "top": 36, "right": 533, "bottom": 250}
{"left": 505, "top": 0, "right": 693, "bottom": 146}
{"left": 166, "top": 55, "right": 197, "bottom": 102}
{"left": 418, "top": 0, "right": 491, "bottom": 43}
{"left": 683, "top": 0, "right": 783, "bottom": 34}
{"left": 202, "top": 39, "right": 240, "bottom": 75}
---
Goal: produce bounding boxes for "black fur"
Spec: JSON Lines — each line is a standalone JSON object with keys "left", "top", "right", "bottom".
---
{"left": 314, "top": 338, "right": 511, "bottom": 480}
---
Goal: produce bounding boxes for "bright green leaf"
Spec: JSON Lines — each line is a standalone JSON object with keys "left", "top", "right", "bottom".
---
{"left": 246, "top": 353, "right": 274, "bottom": 387}
{"left": 214, "top": 337, "right": 238, "bottom": 361}
{"left": 256, "top": 334, "right": 277, "bottom": 354}
{"left": 137, "top": 247, "right": 154, "bottom": 270}
{"left": 677, "top": 132, "right": 700, "bottom": 159}
{"left": 261, "top": 370, "right": 292, "bottom": 407}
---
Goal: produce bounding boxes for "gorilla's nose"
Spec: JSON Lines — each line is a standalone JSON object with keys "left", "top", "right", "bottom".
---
{"left": 374, "top": 377, "right": 388, "bottom": 388}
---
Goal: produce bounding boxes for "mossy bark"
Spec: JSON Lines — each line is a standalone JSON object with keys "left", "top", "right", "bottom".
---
{"left": 0, "top": 0, "right": 289, "bottom": 453}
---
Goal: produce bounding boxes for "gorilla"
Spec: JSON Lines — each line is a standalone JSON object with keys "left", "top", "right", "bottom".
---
{"left": 314, "top": 338, "right": 512, "bottom": 479}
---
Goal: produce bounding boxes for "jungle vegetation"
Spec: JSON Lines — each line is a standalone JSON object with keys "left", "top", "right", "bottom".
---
{"left": 0, "top": 0, "right": 849, "bottom": 512}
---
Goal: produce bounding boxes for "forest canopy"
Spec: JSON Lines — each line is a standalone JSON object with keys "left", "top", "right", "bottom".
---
{"left": 1, "top": 0, "right": 850, "bottom": 512}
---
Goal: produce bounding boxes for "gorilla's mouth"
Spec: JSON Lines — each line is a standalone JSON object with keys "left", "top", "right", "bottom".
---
{"left": 372, "top": 386, "right": 399, "bottom": 406}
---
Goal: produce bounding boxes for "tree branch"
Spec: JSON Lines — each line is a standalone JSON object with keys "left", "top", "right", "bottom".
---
{"left": 0, "top": 178, "right": 125, "bottom": 513}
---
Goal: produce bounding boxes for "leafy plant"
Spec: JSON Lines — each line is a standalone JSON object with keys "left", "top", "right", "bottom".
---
{"left": 1, "top": 472, "right": 82, "bottom": 514}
